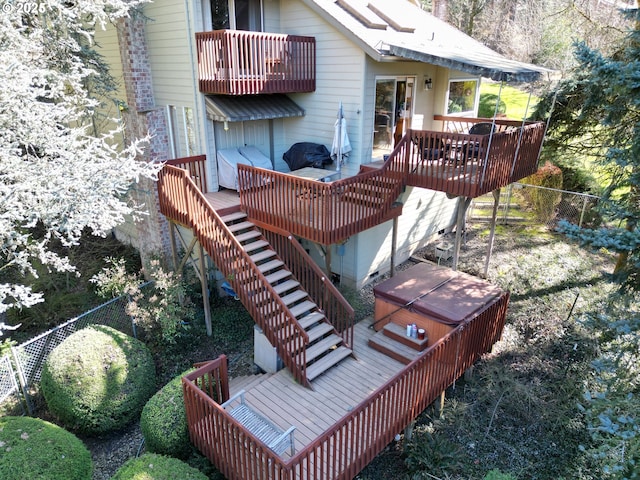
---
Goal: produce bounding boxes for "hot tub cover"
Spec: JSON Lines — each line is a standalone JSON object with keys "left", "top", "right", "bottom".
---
{"left": 373, "top": 262, "right": 504, "bottom": 325}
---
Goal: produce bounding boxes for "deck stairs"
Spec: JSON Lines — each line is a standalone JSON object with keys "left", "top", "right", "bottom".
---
{"left": 368, "top": 322, "right": 430, "bottom": 365}
{"left": 220, "top": 210, "right": 353, "bottom": 382}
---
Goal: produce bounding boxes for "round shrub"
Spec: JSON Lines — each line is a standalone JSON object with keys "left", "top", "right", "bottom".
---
{"left": 41, "top": 325, "right": 156, "bottom": 435}
{"left": 0, "top": 416, "right": 92, "bottom": 480}
{"left": 140, "top": 368, "right": 194, "bottom": 458}
{"left": 111, "top": 453, "right": 208, "bottom": 480}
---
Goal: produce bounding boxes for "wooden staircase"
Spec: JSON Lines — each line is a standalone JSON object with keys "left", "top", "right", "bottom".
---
{"left": 368, "top": 322, "right": 430, "bottom": 365}
{"left": 221, "top": 211, "right": 353, "bottom": 382}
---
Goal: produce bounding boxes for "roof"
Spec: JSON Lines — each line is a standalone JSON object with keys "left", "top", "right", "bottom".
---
{"left": 205, "top": 94, "right": 305, "bottom": 122}
{"left": 302, "top": 0, "right": 552, "bottom": 82}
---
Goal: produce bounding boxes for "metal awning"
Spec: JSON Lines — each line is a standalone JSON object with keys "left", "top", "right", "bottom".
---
{"left": 387, "top": 44, "right": 551, "bottom": 83}
{"left": 205, "top": 94, "right": 305, "bottom": 122}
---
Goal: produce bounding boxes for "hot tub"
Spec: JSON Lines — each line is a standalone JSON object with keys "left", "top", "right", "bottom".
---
{"left": 373, "top": 262, "right": 505, "bottom": 345}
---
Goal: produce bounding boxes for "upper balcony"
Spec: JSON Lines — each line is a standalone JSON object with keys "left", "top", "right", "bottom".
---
{"left": 195, "top": 30, "right": 316, "bottom": 95}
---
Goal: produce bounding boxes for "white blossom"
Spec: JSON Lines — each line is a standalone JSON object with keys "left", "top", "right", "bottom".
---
{"left": 0, "top": 1, "right": 159, "bottom": 323}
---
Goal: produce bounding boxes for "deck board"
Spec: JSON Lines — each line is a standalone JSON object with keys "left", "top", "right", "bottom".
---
{"left": 225, "top": 319, "right": 406, "bottom": 454}
{"left": 204, "top": 189, "right": 241, "bottom": 210}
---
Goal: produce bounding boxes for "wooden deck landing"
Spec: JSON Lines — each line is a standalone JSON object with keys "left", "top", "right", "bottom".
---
{"left": 204, "top": 189, "right": 241, "bottom": 211}
{"left": 227, "top": 319, "right": 406, "bottom": 458}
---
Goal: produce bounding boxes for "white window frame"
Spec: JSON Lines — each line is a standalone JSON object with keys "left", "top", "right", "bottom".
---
{"left": 445, "top": 78, "right": 480, "bottom": 116}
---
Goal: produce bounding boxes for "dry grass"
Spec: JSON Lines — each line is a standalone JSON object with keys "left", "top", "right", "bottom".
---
{"left": 357, "top": 221, "right": 616, "bottom": 480}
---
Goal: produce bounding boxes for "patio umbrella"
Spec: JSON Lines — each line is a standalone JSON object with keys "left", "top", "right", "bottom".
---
{"left": 331, "top": 102, "right": 351, "bottom": 172}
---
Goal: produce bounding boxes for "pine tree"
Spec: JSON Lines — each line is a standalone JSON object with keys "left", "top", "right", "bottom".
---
{"left": 535, "top": 4, "right": 640, "bottom": 291}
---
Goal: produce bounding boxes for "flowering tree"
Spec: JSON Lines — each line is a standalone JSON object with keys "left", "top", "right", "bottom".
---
{"left": 0, "top": 1, "right": 159, "bottom": 325}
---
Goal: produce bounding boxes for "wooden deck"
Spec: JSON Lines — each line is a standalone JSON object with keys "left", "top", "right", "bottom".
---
{"left": 204, "top": 189, "right": 241, "bottom": 211}
{"left": 227, "top": 319, "right": 405, "bottom": 459}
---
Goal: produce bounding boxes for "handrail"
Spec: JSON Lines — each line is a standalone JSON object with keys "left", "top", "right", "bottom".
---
{"left": 434, "top": 114, "right": 536, "bottom": 133}
{"left": 196, "top": 30, "right": 316, "bottom": 94}
{"left": 158, "top": 165, "right": 311, "bottom": 387}
{"left": 182, "top": 291, "right": 510, "bottom": 479}
{"left": 237, "top": 139, "right": 408, "bottom": 246}
{"left": 258, "top": 223, "right": 355, "bottom": 348}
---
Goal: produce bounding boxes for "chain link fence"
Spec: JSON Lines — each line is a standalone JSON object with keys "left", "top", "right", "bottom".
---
{"left": 1, "top": 285, "right": 150, "bottom": 414}
{"left": 470, "top": 183, "right": 601, "bottom": 230}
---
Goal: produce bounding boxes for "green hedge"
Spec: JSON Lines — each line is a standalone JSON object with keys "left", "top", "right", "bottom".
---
{"left": 111, "top": 453, "right": 208, "bottom": 480}
{"left": 41, "top": 325, "right": 156, "bottom": 435}
{"left": 0, "top": 416, "right": 92, "bottom": 480}
{"left": 140, "top": 368, "right": 194, "bottom": 458}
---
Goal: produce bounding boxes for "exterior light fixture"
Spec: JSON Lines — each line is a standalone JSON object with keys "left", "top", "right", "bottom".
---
{"left": 424, "top": 77, "right": 433, "bottom": 91}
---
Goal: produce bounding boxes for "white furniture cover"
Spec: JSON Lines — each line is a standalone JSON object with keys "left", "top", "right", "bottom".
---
{"left": 239, "top": 145, "right": 273, "bottom": 170}
{"left": 217, "top": 146, "right": 273, "bottom": 190}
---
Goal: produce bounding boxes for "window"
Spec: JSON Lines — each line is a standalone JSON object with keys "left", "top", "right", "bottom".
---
{"left": 207, "top": 0, "right": 262, "bottom": 31}
{"left": 446, "top": 79, "right": 479, "bottom": 115}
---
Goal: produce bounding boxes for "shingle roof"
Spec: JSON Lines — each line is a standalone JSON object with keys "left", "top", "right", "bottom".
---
{"left": 303, "top": 0, "right": 552, "bottom": 82}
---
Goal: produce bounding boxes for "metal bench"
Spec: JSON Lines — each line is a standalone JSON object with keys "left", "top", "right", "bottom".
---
{"left": 221, "top": 390, "right": 296, "bottom": 456}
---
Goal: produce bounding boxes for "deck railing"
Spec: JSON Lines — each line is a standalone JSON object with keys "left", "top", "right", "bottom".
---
{"left": 167, "top": 155, "right": 208, "bottom": 193}
{"left": 406, "top": 122, "right": 545, "bottom": 197}
{"left": 434, "top": 115, "right": 536, "bottom": 133}
{"left": 260, "top": 225, "right": 355, "bottom": 347}
{"left": 158, "top": 165, "right": 311, "bottom": 387}
{"left": 237, "top": 148, "right": 407, "bottom": 245}
{"left": 196, "top": 30, "right": 316, "bottom": 94}
{"left": 182, "top": 291, "right": 510, "bottom": 480}
{"left": 236, "top": 122, "right": 544, "bottom": 245}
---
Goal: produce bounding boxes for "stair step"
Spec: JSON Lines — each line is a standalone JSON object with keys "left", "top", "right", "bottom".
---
{"left": 306, "top": 322, "right": 335, "bottom": 343}
{"left": 285, "top": 322, "right": 333, "bottom": 353}
{"left": 297, "top": 311, "right": 325, "bottom": 329}
{"left": 257, "top": 259, "right": 284, "bottom": 274}
{"left": 228, "top": 221, "right": 255, "bottom": 233}
{"left": 265, "top": 269, "right": 291, "bottom": 285}
{"left": 289, "top": 300, "right": 316, "bottom": 318}
{"left": 250, "top": 250, "right": 277, "bottom": 263}
{"left": 235, "top": 230, "right": 262, "bottom": 243}
{"left": 280, "top": 290, "right": 308, "bottom": 306}
{"left": 272, "top": 279, "right": 301, "bottom": 295}
{"left": 368, "top": 331, "right": 422, "bottom": 365}
{"left": 306, "top": 346, "right": 352, "bottom": 381}
{"left": 305, "top": 334, "right": 343, "bottom": 362}
{"left": 382, "top": 322, "right": 429, "bottom": 351}
{"left": 221, "top": 211, "right": 247, "bottom": 224}
{"left": 243, "top": 239, "right": 269, "bottom": 253}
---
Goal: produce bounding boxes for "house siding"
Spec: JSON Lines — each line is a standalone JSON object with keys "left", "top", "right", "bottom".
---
{"left": 279, "top": 0, "right": 365, "bottom": 177}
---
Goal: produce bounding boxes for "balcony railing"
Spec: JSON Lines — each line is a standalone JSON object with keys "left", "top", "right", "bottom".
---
{"left": 196, "top": 30, "right": 316, "bottom": 95}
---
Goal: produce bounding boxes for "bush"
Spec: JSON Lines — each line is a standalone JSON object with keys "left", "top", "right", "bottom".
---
{"left": 0, "top": 416, "right": 92, "bottom": 480}
{"left": 92, "top": 258, "right": 194, "bottom": 345}
{"left": 141, "top": 368, "right": 194, "bottom": 459}
{"left": 479, "top": 93, "right": 507, "bottom": 118}
{"left": 484, "top": 470, "right": 517, "bottom": 480}
{"left": 41, "top": 325, "right": 156, "bottom": 435}
{"left": 520, "top": 162, "right": 563, "bottom": 222}
{"left": 111, "top": 453, "right": 208, "bottom": 480}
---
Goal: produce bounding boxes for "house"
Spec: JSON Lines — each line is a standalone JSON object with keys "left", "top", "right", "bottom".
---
{"left": 96, "top": 0, "right": 548, "bottom": 289}
{"left": 94, "top": 1, "right": 549, "bottom": 478}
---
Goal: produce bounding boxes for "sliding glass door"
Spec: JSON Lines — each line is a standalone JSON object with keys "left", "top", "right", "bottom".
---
{"left": 373, "top": 76, "right": 414, "bottom": 159}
